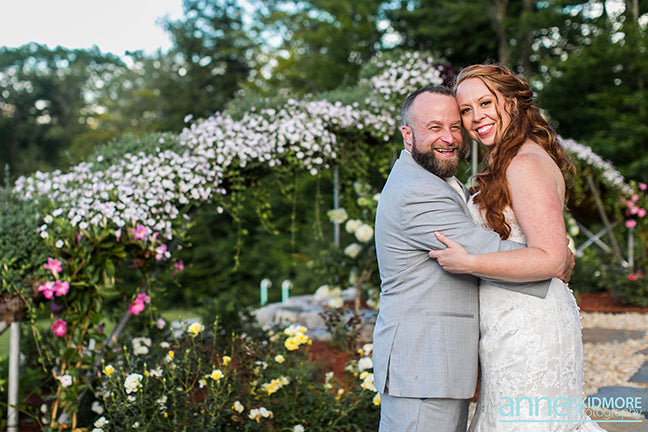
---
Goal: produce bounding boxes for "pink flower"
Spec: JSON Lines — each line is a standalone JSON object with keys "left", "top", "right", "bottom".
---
{"left": 43, "top": 258, "right": 62, "bottom": 275}
{"left": 76, "top": 232, "right": 84, "bottom": 243}
{"left": 640, "top": 183, "right": 647, "bottom": 191}
{"left": 136, "top": 293, "right": 151, "bottom": 304}
{"left": 632, "top": 194, "right": 640, "bottom": 202}
{"left": 128, "top": 293, "right": 151, "bottom": 315}
{"left": 129, "top": 259, "right": 143, "bottom": 269}
{"left": 626, "top": 219, "right": 637, "bottom": 229}
{"left": 115, "top": 228, "right": 122, "bottom": 242}
{"left": 131, "top": 224, "right": 148, "bottom": 241}
{"left": 173, "top": 260, "right": 184, "bottom": 275}
{"left": 51, "top": 320, "right": 67, "bottom": 337}
{"left": 128, "top": 301, "right": 146, "bottom": 315}
{"left": 53, "top": 280, "right": 69, "bottom": 297}
{"left": 639, "top": 208, "right": 647, "bottom": 218}
{"left": 155, "top": 244, "right": 168, "bottom": 261}
{"left": 38, "top": 281, "right": 56, "bottom": 300}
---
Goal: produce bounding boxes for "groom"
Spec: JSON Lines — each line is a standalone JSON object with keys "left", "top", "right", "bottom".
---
{"left": 373, "top": 86, "right": 558, "bottom": 432}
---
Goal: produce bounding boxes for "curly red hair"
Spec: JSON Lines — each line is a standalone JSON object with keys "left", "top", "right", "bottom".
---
{"left": 454, "top": 64, "right": 575, "bottom": 239}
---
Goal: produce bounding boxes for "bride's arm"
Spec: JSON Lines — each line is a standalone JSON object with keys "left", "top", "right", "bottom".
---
{"left": 429, "top": 149, "right": 571, "bottom": 282}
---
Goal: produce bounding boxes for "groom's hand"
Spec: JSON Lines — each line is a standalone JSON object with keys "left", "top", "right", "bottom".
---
{"left": 558, "top": 247, "right": 575, "bottom": 283}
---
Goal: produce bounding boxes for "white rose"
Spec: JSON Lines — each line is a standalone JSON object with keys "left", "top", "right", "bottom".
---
{"left": 354, "top": 224, "right": 374, "bottom": 243}
{"left": 132, "top": 337, "right": 151, "bottom": 356}
{"left": 569, "top": 225, "right": 580, "bottom": 237}
{"left": 345, "top": 219, "right": 363, "bottom": 234}
{"left": 124, "top": 373, "right": 143, "bottom": 394}
{"left": 314, "top": 284, "right": 330, "bottom": 299}
{"left": 328, "top": 296, "right": 344, "bottom": 309}
{"left": 94, "top": 416, "right": 109, "bottom": 428}
{"left": 233, "top": 400, "right": 245, "bottom": 413}
{"left": 344, "top": 243, "right": 362, "bottom": 259}
{"left": 327, "top": 208, "right": 348, "bottom": 224}
{"left": 91, "top": 401, "right": 104, "bottom": 415}
{"left": 358, "top": 356, "right": 373, "bottom": 371}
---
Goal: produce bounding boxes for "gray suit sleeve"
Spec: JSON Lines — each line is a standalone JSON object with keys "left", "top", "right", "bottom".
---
{"left": 401, "top": 188, "right": 551, "bottom": 292}
{"left": 402, "top": 190, "right": 516, "bottom": 255}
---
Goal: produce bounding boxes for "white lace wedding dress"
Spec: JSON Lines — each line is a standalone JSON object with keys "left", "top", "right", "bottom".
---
{"left": 467, "top": 197, "right": 605, "bottom": 431}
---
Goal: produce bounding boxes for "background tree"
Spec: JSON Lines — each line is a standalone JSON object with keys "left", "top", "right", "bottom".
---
{"left": 0, "top": 44, "right": 122, "bottom": 178}
{"left": 87, "top": 51, "right": 181, "bottom": 140}
{"left": 537, "top": 0, "right": 648, "bottom": 180}
{"left": 384, "top": 0, "right": 595, "bottom": 75}
{"left": 252, "top": 0, "right": 385, "bottom": 94}
{"left": 160, "top": 0, "right": 255, "bottom": 128}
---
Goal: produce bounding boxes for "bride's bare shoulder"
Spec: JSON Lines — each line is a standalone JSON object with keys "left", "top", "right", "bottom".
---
{"left": 508, "top": 141, "right": 560, "bottom": 175}
{"left": 506, "top": 141, "right": 565, "bottom": 197}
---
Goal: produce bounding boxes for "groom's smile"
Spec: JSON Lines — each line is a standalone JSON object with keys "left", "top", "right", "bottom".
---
{"left": 401, "top": 92, "right": 464, "bottom": 178}
{"left": 434, "top": 146, "right": 459, "bottom": 158}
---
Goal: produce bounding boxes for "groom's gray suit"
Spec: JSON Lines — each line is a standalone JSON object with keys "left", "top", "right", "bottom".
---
{"left": 373, "top": 150, "right": 549, "bottom": 430}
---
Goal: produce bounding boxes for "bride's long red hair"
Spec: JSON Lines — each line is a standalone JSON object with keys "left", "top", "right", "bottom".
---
{"left": 454, "top": 64, "right": 575, "bottom": 240}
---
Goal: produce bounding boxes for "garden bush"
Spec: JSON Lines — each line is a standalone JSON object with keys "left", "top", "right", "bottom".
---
{"left": 94, "top": 320, "right": 379, "bottom": 432}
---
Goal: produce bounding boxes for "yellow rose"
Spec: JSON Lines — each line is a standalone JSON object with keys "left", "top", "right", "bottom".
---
{"left": 209, "top": 369, "right": 224, "bottom": 381}
{"left": 285, "top": 336, "right": 300, "bottom": 351}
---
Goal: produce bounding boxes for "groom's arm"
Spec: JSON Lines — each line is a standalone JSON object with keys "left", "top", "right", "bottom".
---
{"left": 402, "top": 189, "right": 522, "bottom": 256}
{"left": 401, "top": 188, "right": 552, "bottom": 296}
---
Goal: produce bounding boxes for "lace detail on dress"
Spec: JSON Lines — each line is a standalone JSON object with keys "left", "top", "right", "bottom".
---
{"left": 467, "top": 197, "right": 604, "bottom": 431}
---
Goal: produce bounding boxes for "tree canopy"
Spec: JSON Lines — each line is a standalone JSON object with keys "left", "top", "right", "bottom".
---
{"left": 1, "top": 0, "right": 648, "bottom": 180}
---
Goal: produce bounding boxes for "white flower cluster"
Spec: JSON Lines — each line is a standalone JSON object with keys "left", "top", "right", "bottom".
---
{"left": 314, "top": 284, "right": 344, "bottom": 308}
{"left": 561, "top": 137, "right": 632, "bottom": 194}
{"left": 179, "top": 98, "right": 395, "bottom": 177}
{"left": 364, "top": 51, "right": 445, "bottom": 103}
{"left": 14, "top": 137, "right": 211, "bottom": 239}
{"left": 131, "top": 337, "right": 151, "bottom": 356}
{"left": 14, "top": 97, "right": 394, "bottom": 241}
{"left": 249, "top": 406, "right": 273, "bottom": 423}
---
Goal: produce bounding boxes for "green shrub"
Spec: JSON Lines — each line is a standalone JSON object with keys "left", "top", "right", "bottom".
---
{"left": 96, "top": 320, "right": 379, "bottom": 431}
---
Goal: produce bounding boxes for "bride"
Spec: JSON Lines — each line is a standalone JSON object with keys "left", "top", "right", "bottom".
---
{"left": 429, "top": 64, "right": 605, "bottom": 431}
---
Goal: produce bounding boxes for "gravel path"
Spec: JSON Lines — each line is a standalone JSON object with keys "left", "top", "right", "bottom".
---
{"left": 582, "top": 312, "right": 648, "bottom": 397}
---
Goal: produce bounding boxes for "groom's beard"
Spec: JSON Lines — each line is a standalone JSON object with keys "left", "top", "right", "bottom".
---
{"left": 411, "top": 135, "right": 460, "bottom": 178}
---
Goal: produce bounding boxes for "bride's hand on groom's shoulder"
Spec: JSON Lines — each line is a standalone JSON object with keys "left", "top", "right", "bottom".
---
{"left": 428, "top": 232, "right": 473, "bottom": 274}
